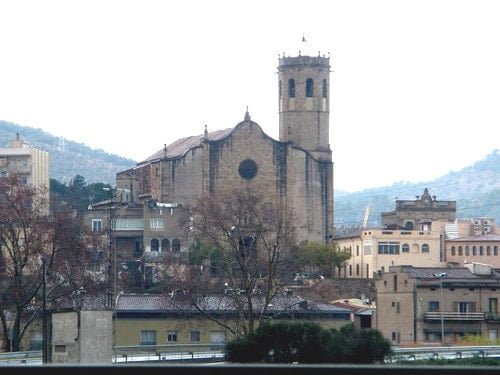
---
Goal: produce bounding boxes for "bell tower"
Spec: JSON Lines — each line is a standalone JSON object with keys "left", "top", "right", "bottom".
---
{"left": 278, "top": 52, "right": 331, "bottom": 162}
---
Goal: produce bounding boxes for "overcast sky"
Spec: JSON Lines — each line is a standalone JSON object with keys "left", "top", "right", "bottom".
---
{"left": 1, "top": 0, "right": 499, "bottom": 192}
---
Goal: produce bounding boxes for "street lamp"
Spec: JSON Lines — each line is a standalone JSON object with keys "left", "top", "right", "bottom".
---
{"left": 434, "top": 272, "right": 447, "bottom": 345}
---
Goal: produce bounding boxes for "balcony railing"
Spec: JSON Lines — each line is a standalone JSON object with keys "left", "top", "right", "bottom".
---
{"left": 486, "top": 313, "right": 500, "bottom": 321}
{"left": 424, "top": 311, "right": 485, "bottom": 321}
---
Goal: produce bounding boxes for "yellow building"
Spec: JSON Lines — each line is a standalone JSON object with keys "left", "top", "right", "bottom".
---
{"left": 115, "top": 293, "right": 352, "bottom": 347}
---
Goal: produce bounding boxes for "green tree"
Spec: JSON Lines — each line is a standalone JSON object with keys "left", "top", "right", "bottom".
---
{"left": 225, "top": 321, "right": 392, "bottom": 364}
{"left": 299, "top": 241, "right": 351, "bottom": 277}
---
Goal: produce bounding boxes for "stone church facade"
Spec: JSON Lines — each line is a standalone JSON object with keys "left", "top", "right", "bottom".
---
{"left": 115, "top": 52, "right": 333, "bottom": 247}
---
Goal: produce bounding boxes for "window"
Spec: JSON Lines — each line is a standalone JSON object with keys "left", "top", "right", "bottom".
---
{"left": 356, "top": 245, "right": 359, "bottom": 257}
{"left": 404, "top": 222, "right": 414, "bottom": 230}
{"left": 189, "top": 330, "right": 201, "bottom": 342}
{"left": 428, "top": 301, "right": 440, "bottom": 312}
{"left": 150, "top": 218, "right": 165, "bottom": 229}
{"left": 451, "top": 246, "right": 456, "bottom": 256}
{"left": 349, "top": 265, "right": 352, "bottom": 276}
{"left": 279, "top": 80, "right": 282, "bottom": 98}
{"left": 458, "top": 246, "right": 463, "bottom": 256}
{"left": 288, "top": 79, "right": 295, "bottom": 97}
{"left": 479, "top": 246, "right": 484, "bottom": 256}
{"left": 161, "top": 238, "right": 170, "bottom": 252}
{"left": 167, "top": 330, "right": 178, "bottom": 343}
{"left": 487, "top": 246, "right": 491, "bottom": 256}
{"left": 141, "top": 330, "right": 157, "bottom": 346}
{"left": 151, "top": 239, "right": 159, "bottom": 252}
{"left": 91, "top": 219, "right": 103, "bottom": 232}
{"left": 393, "top": 275, "right": 397, "bottom": 292}
{"left": 455, "top": 302, "right": 476, "bottom": 313}
{"left": 396, "top": 302, "right": 400, "bottom": 313}
{"left": 306, "top": 78, "right": 314, "bottom": 97}
{"left": 402, "top": 244, "right": 410, "bottom": 253}
{"left": 322, "top": 79, "right": 327, "bottom": 98}
{"left": 495, "top": 246, "right": 498, "bottom": 256}
{"left": 465, "top": 246, "right": 470, "bottom": 256}
{"left": 472, "top": 246, "right": 477, "bottom": 256}
{"left": 422, "top": 244, "right": 430, "bottom": 253}
{"left": 366, "top": 264, "right": 369, "bottom": 278}
{"left": 172, "top": 238, "right": 181, "bottom": 253}
{"left": 378, "top": 242, "right": 400, "bottom": 254}
{"left": 356, "top": 264, "right": 360, "bottom": 276}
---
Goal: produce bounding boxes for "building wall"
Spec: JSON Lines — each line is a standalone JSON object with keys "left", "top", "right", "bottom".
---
{"left": 376, "top": 267, "right": 500, "bottom": 346}
{"left": 337, "top": 229, "right": 444, "bottom": 279}
{"left": 116, "top": 314, "right": 350, "bottom": 347}
{"left": 117, "top": 121, "right": 332, "bottom": 244}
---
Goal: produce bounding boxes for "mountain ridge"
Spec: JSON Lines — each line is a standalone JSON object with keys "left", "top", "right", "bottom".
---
{"left": 1, "top": 120, "right": 136, "bottom": 184}
{"left": 2, "top": 120, "right": 498, "bottom": 223}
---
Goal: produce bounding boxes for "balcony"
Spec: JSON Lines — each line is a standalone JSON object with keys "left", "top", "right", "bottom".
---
{"left": 424, "top": 311, "right": 485, "bottom": 321}
{"left": 486, "top": 313, "right": 500, "bottom": 322}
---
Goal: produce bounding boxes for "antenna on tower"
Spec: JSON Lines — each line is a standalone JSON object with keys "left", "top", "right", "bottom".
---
{"left": 57, "top": 137, "right": 67, "bottom": 152}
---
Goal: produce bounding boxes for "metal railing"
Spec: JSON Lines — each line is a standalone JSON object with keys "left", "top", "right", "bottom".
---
{"left": 424, "top": 312, "right": 485, "bottom": 321}
{"left": 389, "top": 345, "right": 500, "bottom": 362}
{"left": 0, "top": 350, "right": 42, "bottom": 365}
{"left": 113, "top": 343, "right": 226, "bottom": 363}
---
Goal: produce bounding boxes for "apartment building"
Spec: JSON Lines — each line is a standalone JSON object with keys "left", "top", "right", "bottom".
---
{"left": 445, "top": 218, "right": 500, "bottom": 267}
{"left": 0, "top": 133, "right": 50, "bottom": 209}
{"left": 376, "top": 264, "right": 500, "bottom": 346}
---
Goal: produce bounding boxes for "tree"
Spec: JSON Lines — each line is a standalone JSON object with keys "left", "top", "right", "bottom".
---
{"left": 225, "top": 321, "right": 392, "bottom": 364}
{"left": 180, "top": 187, "right": 300, "bottom": 336}
{"left": 299, "top": 241, "right": 351, "bottom": 277}
{"left": 0, "top": 174, "right": 103, "bottom": 351}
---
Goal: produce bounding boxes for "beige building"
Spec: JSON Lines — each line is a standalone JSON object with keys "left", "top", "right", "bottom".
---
{"left": 115, "top": 293, "right": 351, "bottom": 347}
{"left": 0, "top": 133, "right": 50, "bottom": 209}
{"left": 381, "top": 188, "right": 456, "bottom": 230}
{"left": 335, "top": 226, "right": 444, "bottom": 279}
{"left": 445, "top": 218, "right": 500, "bottom": 267}
{"left": 116, "top": 52, "right": 334, "bottom": 245}
{"left": 376, "top": 264, "right": 500, "bottom": 346}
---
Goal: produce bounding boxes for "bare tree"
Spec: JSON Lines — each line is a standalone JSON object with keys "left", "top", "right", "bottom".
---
{"left": 0, "top": 175, "right": 103, "bottom": 351}
{"left": 180, "top": 187, "right": 300, "bottom": 336}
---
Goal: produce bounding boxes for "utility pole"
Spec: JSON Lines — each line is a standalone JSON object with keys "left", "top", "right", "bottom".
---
{"left": 42, "top": 257, "right": 49, "bottom": 363}
{"left": 434, "top": 272, "right": 447, "bottom": 345}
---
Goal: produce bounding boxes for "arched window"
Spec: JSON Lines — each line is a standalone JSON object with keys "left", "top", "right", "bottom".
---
{"left": 322, "top": 79, "right": 328, "bottom": 98}
{"left": 451, "top": 246, "right": 456, "bottom": 256}
{"left": 402, "top": 244, "right": 410, "bottom": 253}
{"left": 422, "top": 244, "right": 430, "bottom": 253}
{"left": 479, "top": 246, "right": 484, "bottom": 256}
{"left": 288, "top": 79, "right": 295, "bottom": 98}
{"left": 472, "top": 246, "right": 477, "bottom": 256}
{"left": 172, "top": 239, "right": 181, "bottom": 253}
{"left": 306, "top": 78, "right": 314, "bottom": 97}
{"left": 458, "top": 246, "right": 463, "bottom": 256}
{"left": 151, "top": 238, "right": 159, "bottom": 252}
{"left": 465, "top": 246, "right": 470, "bottom": 256}
{"left": 161, "top": 238, "right": 170, "bottom": 252}
{"left": 405, "top": 222, "right": 414, "bottom": 230}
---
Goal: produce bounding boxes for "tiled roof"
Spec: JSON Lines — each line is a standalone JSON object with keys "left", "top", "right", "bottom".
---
{"left": 139, "top": 128, "right": 234, "bottom": 165}
{"left": 447, "top": 234, "right": 500, "bottom": 242}
{"left": 399, "top": 266, "right": 481, "bottom": 279}
{"left": 116, "top": 293, "right": 351, "bottom": 315}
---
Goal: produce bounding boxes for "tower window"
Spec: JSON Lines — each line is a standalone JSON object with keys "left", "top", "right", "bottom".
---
{"left": 279, "top": 80, "right": 282, "bottom": 98}
{"left": 288, "top": 79, "right": 295, "bottom": 98}
{"left": 322, "top": 79, "right": 328, "bottom": 98}
{"left": 306, "top": 78, "right": 314, "bottom": 97}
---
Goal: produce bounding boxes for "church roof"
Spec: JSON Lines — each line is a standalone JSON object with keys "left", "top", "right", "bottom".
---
{"left": 139, "top": 127, "right": 234, "bottom": 165}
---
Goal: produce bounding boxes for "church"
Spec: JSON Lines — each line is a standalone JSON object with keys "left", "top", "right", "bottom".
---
{"left": 108, "top": 51, "right": 334, "bottom": 256}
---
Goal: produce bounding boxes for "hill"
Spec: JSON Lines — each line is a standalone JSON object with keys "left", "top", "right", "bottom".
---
{"left": 0, "top": 120, "right": 135, "bottom": 184}
{"left": 335, "top": 149, "right": 500, "bottom": 227}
